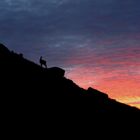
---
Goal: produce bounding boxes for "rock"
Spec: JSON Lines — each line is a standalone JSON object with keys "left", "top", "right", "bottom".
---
{"left": 47, "top": 67, "right": 65, "bottom": 77}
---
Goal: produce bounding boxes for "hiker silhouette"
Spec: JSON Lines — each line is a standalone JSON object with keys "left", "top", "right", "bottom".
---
{"left": 39, "top": 56, "right": 47, "bottom": 68}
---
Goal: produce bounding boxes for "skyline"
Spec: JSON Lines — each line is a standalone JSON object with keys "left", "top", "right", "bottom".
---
{"left": 0, "top": 0, "right": 140, "bottom": 108}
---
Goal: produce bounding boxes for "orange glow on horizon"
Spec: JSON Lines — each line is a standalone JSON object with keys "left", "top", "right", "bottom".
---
{"left": 117, "top": 97, "right": 140, "bottom": 109}
{"left": 66, "top": 66, "right": 140, "bottom": 109}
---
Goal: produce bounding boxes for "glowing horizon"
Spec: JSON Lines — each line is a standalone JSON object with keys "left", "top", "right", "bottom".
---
{"left": 66, "top": 65, "right": 140, "bottom": 108}
{"left": 65, "top": 44, "right": 140, "bottom": 108}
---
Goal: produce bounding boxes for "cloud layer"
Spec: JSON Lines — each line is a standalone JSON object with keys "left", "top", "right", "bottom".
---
{"left": 0, "top": 0, "right": 140, "bottom": 107}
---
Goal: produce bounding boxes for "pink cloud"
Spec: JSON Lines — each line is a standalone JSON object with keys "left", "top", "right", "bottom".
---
{"left": 64, "top": 33, "right": 140, "bottom": 108}
{"left": 56, "top": 16, "right": 140, "bottom": 108}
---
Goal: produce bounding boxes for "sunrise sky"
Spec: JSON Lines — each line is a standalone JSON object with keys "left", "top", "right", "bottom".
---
{"left": 0, "top": 0, "right": 140, "bottom": 108}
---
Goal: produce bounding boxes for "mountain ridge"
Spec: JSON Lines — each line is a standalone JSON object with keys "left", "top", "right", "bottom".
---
{"left": 0, "top": 43, "right": 140, "bottom": 114}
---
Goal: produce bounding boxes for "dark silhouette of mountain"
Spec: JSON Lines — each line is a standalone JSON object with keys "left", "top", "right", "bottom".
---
{"left": 0, "top": 43, "right": 140, "bottom": 116}
{"left": 1, "top": 43, "right": 140, "bottom": 138}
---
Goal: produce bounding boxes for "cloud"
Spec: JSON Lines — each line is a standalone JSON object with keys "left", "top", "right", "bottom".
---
{"left": 1, "top": 0, "right": 140, "bottom": 47}
{"left": 64, "top": 34, "right": 140, "bottom": 100}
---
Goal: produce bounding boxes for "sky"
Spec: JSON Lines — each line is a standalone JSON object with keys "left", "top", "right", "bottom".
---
{"left": 0, "top": 0, "right": 140, "bottom": 108}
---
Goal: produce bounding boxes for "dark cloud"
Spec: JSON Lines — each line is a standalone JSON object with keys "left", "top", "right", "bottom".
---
{"left": 0, "top": 0, "right": 140, "bottom": 68}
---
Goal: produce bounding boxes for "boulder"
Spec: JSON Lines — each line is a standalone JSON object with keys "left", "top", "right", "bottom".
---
{"left": 47, "top": 67, "right": 65, "bottom": 77}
